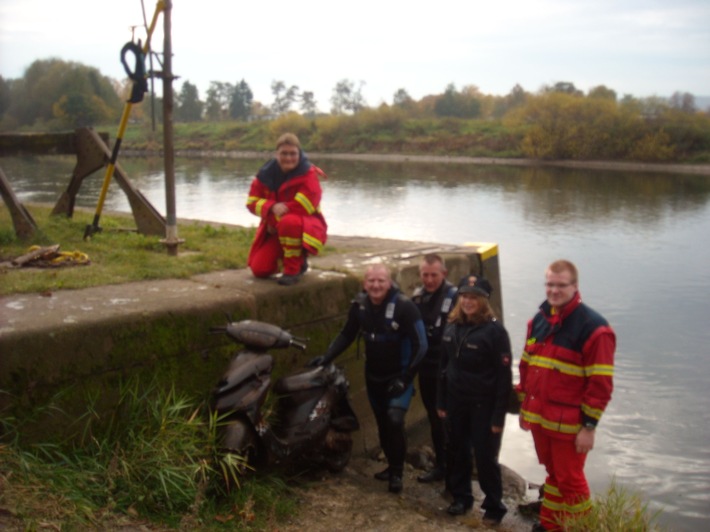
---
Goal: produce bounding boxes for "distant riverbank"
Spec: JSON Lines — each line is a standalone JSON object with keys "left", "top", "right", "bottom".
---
{"left": 130, "top": 149, "right": 710, "bottom": 176}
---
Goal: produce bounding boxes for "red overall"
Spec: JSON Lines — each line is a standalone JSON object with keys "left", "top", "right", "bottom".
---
{"left": 516, "top": 294, "right": 615, "bottom": 530}
{"left": 246, "top": 162, "right": 327, "bottom": 277}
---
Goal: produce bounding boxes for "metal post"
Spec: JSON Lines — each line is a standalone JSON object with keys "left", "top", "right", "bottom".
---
{"left": 160, "top": 0, "right": 182, "bottom": 255}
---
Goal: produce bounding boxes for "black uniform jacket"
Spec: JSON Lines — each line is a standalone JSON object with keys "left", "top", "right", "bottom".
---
{"left": 438, "top": 319, "right": 513, "bottom": 427}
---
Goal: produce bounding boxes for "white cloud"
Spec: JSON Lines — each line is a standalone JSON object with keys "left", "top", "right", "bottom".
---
{"left": 1, "top": 0, "right": 708, "bottom": 111}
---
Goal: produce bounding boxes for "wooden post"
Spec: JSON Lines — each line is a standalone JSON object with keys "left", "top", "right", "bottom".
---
{"left": 160, "top": 0, "right": 182, "bottom": 256}
{"left": 0, "top": 166, "right": 38, "bottom": 239}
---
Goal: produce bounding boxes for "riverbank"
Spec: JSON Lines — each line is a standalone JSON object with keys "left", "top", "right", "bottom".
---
{"left": 134, "top": 149, "right": 710, "bottom": 176}
{"left": 1, "top": 228, "right": 529, "bottom": 530}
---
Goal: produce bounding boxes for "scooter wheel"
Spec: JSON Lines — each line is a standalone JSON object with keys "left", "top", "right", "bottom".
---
{"left": 222, "top": 419, "right": 259, "bottom": 463}
{"left": 324, "top": 449, "right": 352, "bottom": 473}
{"left": 323, "top": 430, "right": 353, "bottom": 473}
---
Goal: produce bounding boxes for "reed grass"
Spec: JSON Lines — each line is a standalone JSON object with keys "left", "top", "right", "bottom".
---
{"left": 0, "top": 378, "right": 297, "bottom": 530}
{"left": 560, "top": 481, "right": 666, "bottom": 531}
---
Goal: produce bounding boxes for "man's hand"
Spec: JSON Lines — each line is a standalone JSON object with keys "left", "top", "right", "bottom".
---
{"left": 575, "top": 427, "right": 595, "bottom": 454}
{"left": 271, "top": 202, "right": 289, "bottom": 217}
{"left": 305, "top": 355, "right": 327, "bottom": 367}
{"left": 386, "top": 378, "right": 408, "bottom": 398}
{"left": 519, "top": 413, "right": 530, "bottom": 431}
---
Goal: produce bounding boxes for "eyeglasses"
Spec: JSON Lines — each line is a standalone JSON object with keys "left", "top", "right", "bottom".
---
{"left": 277, "top": 150, "right": 299, "bottom": 157}
{"left": 544, "top": 282, "right": 575, "bottom": 289}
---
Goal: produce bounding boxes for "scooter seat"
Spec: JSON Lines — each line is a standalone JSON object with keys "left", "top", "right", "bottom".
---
{"left": 274, "top": 366, "right": 328, "bottom": 393}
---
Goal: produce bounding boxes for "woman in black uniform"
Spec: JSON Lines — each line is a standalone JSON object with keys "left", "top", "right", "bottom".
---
{"left": 437, "top": 275, "right": 513, "bottom": 525}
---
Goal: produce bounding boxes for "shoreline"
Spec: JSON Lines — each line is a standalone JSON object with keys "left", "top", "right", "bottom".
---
{"left": 130, "top": 149, "right": 710, "bottom": 176}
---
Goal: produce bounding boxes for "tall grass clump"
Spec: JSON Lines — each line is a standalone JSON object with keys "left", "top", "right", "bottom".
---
{"left": 561, "top": 480, "right": 665, "bottom": 531}
{"left": 0, "top": 378, "right": 296, "bottom": 529}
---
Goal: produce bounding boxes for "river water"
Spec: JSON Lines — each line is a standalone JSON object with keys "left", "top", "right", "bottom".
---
{"left": 3, "top": 154, "right": 710, "bottom": 530}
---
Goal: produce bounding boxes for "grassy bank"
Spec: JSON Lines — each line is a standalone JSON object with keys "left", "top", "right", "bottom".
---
{"left": 1, "top": 382, "right": 666, "bottom": 531}
{"left": 121, "top": 112, "right": 526, "bottom": 159}
{"left": 0, "top": 377, "right": 299, "bottom": 531}
{"left": 0, "top": 205, "right": 258, "bottom": 297}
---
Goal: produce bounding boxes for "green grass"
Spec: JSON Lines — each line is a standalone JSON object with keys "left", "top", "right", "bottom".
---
{"left": 0, "top": 204, "right": 255, "bottom": 296}
{"left": 0, "top": 378, "right": 298, "bottom": 530}
{"left": 562, "top": 481, "right": 666, "bottom": 531}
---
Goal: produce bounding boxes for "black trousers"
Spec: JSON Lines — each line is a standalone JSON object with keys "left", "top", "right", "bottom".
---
{"left": 446, "top": 395, "right": 506, "bottom": 516}
{"left": 366, "top": 377, "right": 410, "bottom": 476}
{"left": 418, "top": 364, "right": 446, "bottom": 469}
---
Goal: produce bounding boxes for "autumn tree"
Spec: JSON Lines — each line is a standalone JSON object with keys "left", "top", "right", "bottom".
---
{"left": 52, "top": 93, "right": 117, "bottom": 128}
{"left": 230, "top": 79, "right": 253, "bottom": 120}
{"left": 0, "top": 76, "right": 11, "bottom": 118}
{"left": 588, "top": 85, "right": 617, "bottom": 100}
{"left": 175, "top": 81, "right": 203, "bottom": 122}
{"left": 271, "top": 80, "right": 299, "bottom": 115}
{"left": 393, "top": 88, "right": 414, "bottom": 108}
{"left": 434, "top": 83, "right": 481, "bottom": 118}
{"left": 300, "top": 91, "right": 318, "bottom": 117}
{"left": 544, "top": 81, "right": 583, "bottom": 96}
{"left": 491, "top": 84, "right": 528, "bottom": 118}
{"left": 0, "top": 59, "right": 121, "bottom": 130}
{"left": 204, "top": 81, "right": 232, "bottom": 121}
{"left": 669, "top": 92, "right": 696, "bottom": 113}
{"left": 330, "top": 79, "right": 367, "bottom": 114}
{"left": 508, "top": 92, "right": 633, "bottom": 159}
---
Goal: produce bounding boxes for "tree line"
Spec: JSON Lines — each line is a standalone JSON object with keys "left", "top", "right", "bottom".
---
{"left": 1, "top": 58, "right": 709, "bottom": 162}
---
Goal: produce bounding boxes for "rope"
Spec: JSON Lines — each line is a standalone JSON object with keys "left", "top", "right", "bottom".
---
{"left": 24, "top": 245, "right": 91, "bottom": 268}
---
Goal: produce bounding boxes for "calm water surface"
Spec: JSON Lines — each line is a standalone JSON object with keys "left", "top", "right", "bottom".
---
{"left": 3, "top": 155, "right": 710, "bottom": 530}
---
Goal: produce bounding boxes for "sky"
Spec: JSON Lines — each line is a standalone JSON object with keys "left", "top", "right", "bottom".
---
{"left": 1, "top": 0, "right": 709, "bottom": 112}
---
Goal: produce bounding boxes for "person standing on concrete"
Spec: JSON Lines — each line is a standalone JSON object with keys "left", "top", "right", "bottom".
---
{"left": 517, "top": 259, "right": 615, "bottom": 531}
{"left": 307, "top": 263, "right": 428, "bottom": 494}
{"left": 411, "top": 253, "right": 457, "bottom": 484}
{"left": 437, "top": 275, "right": 512, "bottom": 524}
{"left": 246, "top": 133, "right": 327, "bottom": 286}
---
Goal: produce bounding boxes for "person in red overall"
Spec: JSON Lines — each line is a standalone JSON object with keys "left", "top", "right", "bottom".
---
{"left": 246, "top": 133, "right": 327, "bottom": 285}
{"left": 517, "top": 260, "right": 615, "bottom": 531}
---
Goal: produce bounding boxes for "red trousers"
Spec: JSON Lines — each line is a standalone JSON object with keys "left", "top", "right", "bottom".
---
{"left": 249, "top": 213, "right": 305, "bottom": 277}
{"left": 532, "top": 429, "right": 591, "bottom": 530}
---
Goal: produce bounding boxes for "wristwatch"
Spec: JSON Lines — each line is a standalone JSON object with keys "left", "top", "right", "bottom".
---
{"left": 583, "top": 422, "right": 596, "bottom": 430}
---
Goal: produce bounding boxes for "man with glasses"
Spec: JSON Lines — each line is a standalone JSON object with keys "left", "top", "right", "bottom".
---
{"left": 517, "top": 260, "right": 615, "bottom": 531}
{"left": 246, "top": 133, "right": 327, "bottom": 285}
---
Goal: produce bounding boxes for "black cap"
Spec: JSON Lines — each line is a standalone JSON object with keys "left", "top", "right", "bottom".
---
{"left": 458, "top": 275, "right": 492, "bottom": 298}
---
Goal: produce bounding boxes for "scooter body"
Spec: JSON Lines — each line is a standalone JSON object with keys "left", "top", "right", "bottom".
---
{"left": 212, "top": 320, "right": 359, "bottom": 472}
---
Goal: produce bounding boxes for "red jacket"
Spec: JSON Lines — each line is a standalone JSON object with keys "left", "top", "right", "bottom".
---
{"left": 246, "top": 159, "right": 327, "bottom": 261}
{"left": 516, "top": 293, "right": 615, "bottom": 440}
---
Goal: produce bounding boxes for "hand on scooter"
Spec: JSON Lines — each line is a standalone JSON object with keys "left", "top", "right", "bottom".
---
{"left": 306, "top": 354, "right": 328, "bottom": 367}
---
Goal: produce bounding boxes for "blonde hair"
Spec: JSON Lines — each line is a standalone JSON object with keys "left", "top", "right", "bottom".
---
{"left": 276, "top": 133, "right": 301, "bottom": 150}
{"left": 365, "top": 263, "right": 391, "bottom": 282}
{"left": 547, "top": 259, "right": 578, "bottom": 284}
{"left": 448, "top": 294, "right": 496, "bottom": 325}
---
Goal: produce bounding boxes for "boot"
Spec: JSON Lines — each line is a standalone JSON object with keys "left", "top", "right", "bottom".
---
{"left": 388, "top": 475, "right": 403, "bottom": 493}
{"left": 373, "top": 467, "right": 391, "bottom": 481}
{"left": 417, "top": 466, "right": 445, "bottom": 483}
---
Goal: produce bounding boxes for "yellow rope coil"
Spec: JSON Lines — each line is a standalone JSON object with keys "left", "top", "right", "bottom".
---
{"left": 26, "top": 245, "right": 91, "bottom": 267}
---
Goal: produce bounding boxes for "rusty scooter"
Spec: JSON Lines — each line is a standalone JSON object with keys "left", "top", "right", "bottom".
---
{"left": 211, "top": 320, "right": 359, "bottom": 472}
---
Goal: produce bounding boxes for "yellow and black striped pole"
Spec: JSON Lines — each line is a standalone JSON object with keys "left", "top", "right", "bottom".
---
{"left": 84, "top": 1, "right": 165, "bottom": 240}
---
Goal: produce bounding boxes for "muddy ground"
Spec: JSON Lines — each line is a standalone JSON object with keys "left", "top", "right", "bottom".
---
{"left": 279, "top": 445, "right": 540, "bottom": 532}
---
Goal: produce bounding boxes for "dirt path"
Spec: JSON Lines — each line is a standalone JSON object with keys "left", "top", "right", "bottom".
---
{"left": 279, "top": 451, "right": 538, "bottom": 532}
